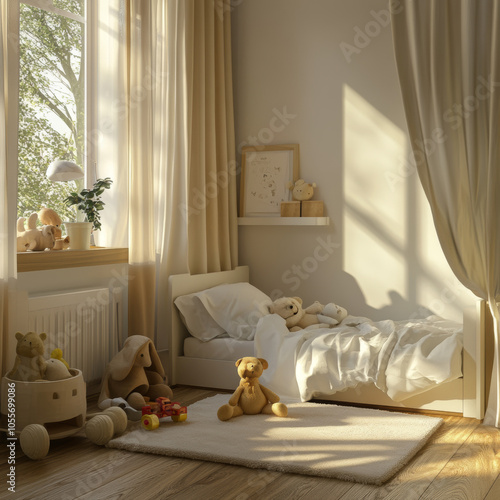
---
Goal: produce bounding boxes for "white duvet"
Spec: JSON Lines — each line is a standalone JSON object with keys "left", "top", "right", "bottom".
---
{"left": 254, "top": 314, "right": 463, "bottom": 402}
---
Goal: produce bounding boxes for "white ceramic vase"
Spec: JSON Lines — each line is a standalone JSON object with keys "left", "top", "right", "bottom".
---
{"left": 64, "top": 222, "right": 92, "bottom": 250}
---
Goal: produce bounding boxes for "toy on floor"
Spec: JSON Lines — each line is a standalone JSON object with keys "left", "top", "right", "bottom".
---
{"left": 1, "top": 368, "right": 87, "bottom": 460}
{"left": 270, "top": 297, "right": 348, "bottom": 332}
{"left": 17, "top": 213, "right": 57, "bottom": 252}
{"left": 141, "top": 397, "right": 187, "bottom": 430}
{"left": 98, "top": 335, "right": 174, "bottom": 415}
{"left": 85, "top": 407, "right": 128, "bottom": 445}
{"left": 217, "top": 357, "right": 288, "bottom": 421}
{"left": 99, "top": 396, "right": 142, "bottom": 421}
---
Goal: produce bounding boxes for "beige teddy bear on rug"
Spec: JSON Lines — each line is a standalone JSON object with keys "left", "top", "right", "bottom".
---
{"left": 217, "top": 357, "right": 288, "bottom": 421}
{"left": 270, "top": 297, "right": 348, "bottom": 332}
{"left": 7, "top": 331, "right": 47, "bottom": 381}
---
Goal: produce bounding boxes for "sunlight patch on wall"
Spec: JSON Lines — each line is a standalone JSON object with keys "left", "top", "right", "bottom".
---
{"left": 343, "top": 85, "right": 408, "bottom": 309}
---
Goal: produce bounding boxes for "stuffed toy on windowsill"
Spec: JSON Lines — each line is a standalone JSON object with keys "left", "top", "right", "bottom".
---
{"left": 17, "top": 213, "right": 57, "bottom": 252}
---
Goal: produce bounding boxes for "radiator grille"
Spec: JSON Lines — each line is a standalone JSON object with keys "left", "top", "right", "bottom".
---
{"left": 28, "top": 288, "right": 123, "bottom": 384}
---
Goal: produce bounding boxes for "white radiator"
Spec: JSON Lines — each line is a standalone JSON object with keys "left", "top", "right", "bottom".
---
{"left": 28, "top": 288, "right": 123, "bottom": 384}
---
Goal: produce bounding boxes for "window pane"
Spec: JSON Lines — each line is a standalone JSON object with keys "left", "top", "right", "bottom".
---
{"left": 18, "top": 3, "right": 85, "bottom": 222}
{"left": 52, "top": 0, "right": 85, "bottom": 18}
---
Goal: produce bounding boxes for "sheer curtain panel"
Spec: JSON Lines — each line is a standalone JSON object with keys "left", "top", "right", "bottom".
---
{"left": 0, "top": 0, "right": 19, "bottom": 376}
{"left": 391, "top": 0, "right": 500, "bottom": 426}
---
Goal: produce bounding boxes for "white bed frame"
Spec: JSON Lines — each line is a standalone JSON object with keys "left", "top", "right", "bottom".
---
{"left": 169, "top": 266, "right": 486, "bottom": 419}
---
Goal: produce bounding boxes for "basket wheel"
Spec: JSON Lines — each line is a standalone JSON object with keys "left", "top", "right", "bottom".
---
{"left": 20, "top": 424, "right": 50, "bottom": 460}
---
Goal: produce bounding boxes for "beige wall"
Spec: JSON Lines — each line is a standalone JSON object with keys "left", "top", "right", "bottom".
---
{"left": 232, "top": 0, "right": 476, "bottom": 322}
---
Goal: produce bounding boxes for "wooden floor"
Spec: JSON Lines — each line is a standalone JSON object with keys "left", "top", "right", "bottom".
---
{"left": 2, "top": 386, "right": 500, "bottom": 500}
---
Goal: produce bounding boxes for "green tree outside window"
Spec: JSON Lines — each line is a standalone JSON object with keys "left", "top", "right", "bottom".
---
{"left": 17, "top": 0, "right": 86, "bottom": 224}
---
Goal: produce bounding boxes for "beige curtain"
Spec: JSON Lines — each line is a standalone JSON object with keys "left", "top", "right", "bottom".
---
{"left": 0, "top": 0, "right": 18, "bottom": 377}
{"left": 183, "top": 0, "right": 238, "bottom": 274}
{"left": 151, "top": 0, "right": 238, "bottom": 350}
{"left": 127, "top": 0, "right": 156, "bottom": 339}
{"left": 391, "top": 0, "right": 500, "bottom": 426}
{"left": 110, "top": 0, "right": 238, "bottom": 344}
{"left": 95, "top": 1, "right": 152, "bottom": 338}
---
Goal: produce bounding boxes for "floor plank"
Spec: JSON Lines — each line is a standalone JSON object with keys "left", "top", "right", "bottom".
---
{"left": 339, "top": 416, "right": 481, "bottom": 500}
{"left": 485, "top": 474, "right": 500, "bottom": 500}
{"left": 419, "top": 423, "right": 500, "bottom": 500}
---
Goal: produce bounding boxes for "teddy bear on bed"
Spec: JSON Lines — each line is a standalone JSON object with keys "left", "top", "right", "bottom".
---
{"left": 217, "top": 357, "right": 288, "bottom": 421}
{"left": 270, "top": 297, "right": 348, "bottom": 332}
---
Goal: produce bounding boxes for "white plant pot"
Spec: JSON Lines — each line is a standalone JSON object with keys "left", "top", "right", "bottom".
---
{"left": 64, "top": 222, "right": 92, "bottom": 250}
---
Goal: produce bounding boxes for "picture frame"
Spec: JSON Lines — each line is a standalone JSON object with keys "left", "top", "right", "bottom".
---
{"left": 239, "top": 144, "right": 300, "bottom": 217}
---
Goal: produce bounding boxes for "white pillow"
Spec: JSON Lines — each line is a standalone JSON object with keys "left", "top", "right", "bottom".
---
{"left": 174, "top": 294, "right": 226, "bottom": 342}
{"left": 196, "top": 282, "right": 272, "bottom": 341}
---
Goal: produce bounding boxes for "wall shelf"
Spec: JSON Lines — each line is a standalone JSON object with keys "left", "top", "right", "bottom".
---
{"left": 238, "top": 217, "right": 330, "bottom": 226}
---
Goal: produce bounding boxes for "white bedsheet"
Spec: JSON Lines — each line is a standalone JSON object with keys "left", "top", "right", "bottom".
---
{"left": 184, "top": 336, "right": 253, "bottom": 361}
{"left": 254, "top": 314, "right": 463, "bottom": 402}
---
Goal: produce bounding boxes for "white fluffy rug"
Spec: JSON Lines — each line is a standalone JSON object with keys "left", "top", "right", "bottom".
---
{"left": 107, "top": 394, "right": 442, "bottom": 485}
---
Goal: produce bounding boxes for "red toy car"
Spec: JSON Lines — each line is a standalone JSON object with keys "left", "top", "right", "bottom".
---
{"left": 141, "top": 397, "right": 187, "bottom": 430}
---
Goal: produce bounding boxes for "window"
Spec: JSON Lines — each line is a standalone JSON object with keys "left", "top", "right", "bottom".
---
{"left": 17, "top": 0, "right": 92, "bottom": 222}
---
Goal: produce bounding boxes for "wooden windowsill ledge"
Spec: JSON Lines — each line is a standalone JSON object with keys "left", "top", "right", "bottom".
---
{"left": 17, "top": 247, "right": 129, "bottom": 273}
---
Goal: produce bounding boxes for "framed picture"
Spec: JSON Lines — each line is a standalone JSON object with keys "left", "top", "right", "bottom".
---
{"left": 239, "top": 144, "right": 300, "bottom": 217}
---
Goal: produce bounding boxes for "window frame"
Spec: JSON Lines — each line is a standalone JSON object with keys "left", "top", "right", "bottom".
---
{"left": 13, "top": 1, "right": 126, "bottom": 270}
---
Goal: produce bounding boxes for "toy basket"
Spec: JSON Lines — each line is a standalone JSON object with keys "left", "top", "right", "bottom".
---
{"left": 1, "top": 369, "right": 86, "bottom": 439}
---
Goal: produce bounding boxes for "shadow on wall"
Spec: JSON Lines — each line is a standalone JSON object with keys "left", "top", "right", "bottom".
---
{"left": 333, "top": 271, "right": 434, "bottom": 321}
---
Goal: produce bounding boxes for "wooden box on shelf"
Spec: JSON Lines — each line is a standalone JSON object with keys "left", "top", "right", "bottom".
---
{"left": 281, "top": 201, "right": 301, "bottom": 217}
{"left": 302, "top": 200, "right": 324, "bottom": 217}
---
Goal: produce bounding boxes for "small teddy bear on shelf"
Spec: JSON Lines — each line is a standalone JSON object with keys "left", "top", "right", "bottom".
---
{"left": 217, "top": 357, "right": 288, "bottom": 421}
{"left": 269, "top": 297, "right": 348, "bottom": 332}
{"left": 287, "top": 179, "right": 317, "bottom": 201}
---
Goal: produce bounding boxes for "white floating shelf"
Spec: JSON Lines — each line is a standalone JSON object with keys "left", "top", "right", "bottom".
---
{"left": 238, "top": 217, "right": 330, "bottom": 226}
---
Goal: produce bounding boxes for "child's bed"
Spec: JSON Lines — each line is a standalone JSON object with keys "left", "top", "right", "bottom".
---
{"left": 168, "top": 266, "right": 486, "bottom": 419}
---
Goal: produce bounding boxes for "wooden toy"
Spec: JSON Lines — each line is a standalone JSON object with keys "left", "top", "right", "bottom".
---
{"left": 85, "top": 414, "right": 115, "bottom": 445}
{"left": 0, "top": 370, "right": 86, "bottom": 460}
{"left": 85, "top": 407, "right": 128, "bottom": 445}
{"left": 141, "top": 397, "right": 187, "bottom": 430}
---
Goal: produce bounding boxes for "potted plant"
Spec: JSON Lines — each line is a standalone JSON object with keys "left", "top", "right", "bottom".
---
{"left": 63, "top": 178, "right": 113, "bottom": 250}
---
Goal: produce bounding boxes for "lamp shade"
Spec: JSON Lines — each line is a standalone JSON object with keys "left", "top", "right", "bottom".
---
{"left": 47, "top": 160, "right": 84, "bottom": 182}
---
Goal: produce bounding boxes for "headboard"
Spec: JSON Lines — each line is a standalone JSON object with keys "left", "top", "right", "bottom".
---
{"left": 168, "top": 266, "right": 250, "bottom": 385}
